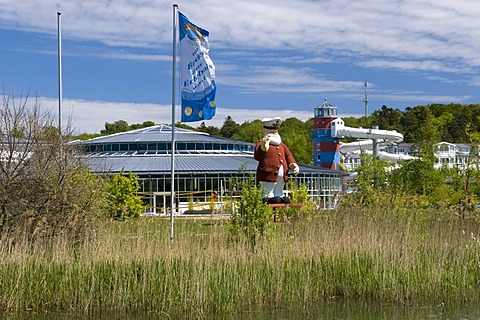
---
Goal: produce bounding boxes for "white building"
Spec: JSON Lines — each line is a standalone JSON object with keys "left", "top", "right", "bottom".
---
{"left": 433, "top": 142, "right": 476, "bottom": 170}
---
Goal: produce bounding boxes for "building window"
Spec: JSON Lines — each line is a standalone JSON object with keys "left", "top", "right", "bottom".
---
{"left": 158, "top": 143, "right": 167, "bottom": 152}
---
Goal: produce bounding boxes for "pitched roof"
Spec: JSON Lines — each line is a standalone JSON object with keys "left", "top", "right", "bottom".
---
{"left": 87, "top": 153, "right": 334, "bottom": 175}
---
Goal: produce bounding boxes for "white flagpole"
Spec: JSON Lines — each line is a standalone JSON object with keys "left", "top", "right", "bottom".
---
{"left": 170, "top": 4, "right": 178, "bottom": 244}
{"left": 57, "top": 12, "right": 63, "bottom": 137}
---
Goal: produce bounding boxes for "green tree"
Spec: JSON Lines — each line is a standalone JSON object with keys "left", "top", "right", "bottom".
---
{"left": 197, "top": 121, "right": 220, "bottom": 136}
{"left": 371, "top": 105, "right": 404, "bottom": 131}
{"left": 175, "top": 122, "right": 196, "bottom": 131}
{"left": 220, "top": 116, "right": 239, "bottom": 138}
{"left": 104, "top": 171, "right": 145, "bottom": 220}
{"left": 434, "top": 112, "right": 455, "bottom": 142}
{"left": 73, "top": 132, "right": 103, "bottom": 140}
{"left": 231, "top": 120, "right": 263, "bottom": 143}
{"left": 471, "top": 107, "right": 480, "bottom": 134}
{"left": 446, "top": 109, "right": 469, "bottom": 143}
{"left": 130, "top": 121, "right": 156, "bottom": 130}
{"left": 387, "top": 120, "right": 447, "bottom": 206}
{"left": 280, "top": 117, "right": 313, "bottom": 165}
{"left": 101, "top": 120, "right": 130, "bottom": 135}
{"left": 342, "top": 115, "right": 372, "bottom": 130}
{"left": 453, "top": 126, "right": 480, "bottom": 205}
{"left": 355, "top": 155, "right": 389, "bottom": 191}
{"left": 401, "top": 106, "right": 441, "bottom": 145}
{"left": 389, "top": 158, "right": 447, "bottom": 205}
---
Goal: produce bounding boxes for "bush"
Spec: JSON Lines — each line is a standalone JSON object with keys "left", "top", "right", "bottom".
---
{"left": 282, "top": 182, "right": 316, "bottom": 221}
{"left": 0, "top": 93, "right": 104, "bottom": 243}
{"left": 104, "top": 170, "right": 145, "bottom": 220}
{"left": 230, "top": 177, "right": 272, "bottom": 249}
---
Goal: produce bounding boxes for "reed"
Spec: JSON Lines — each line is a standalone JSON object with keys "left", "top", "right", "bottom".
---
{"left": 1, "top": 200, "right": 480, "bottom": 317}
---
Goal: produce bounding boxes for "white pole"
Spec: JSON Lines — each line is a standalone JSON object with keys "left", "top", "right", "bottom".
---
{"left": 170, "top": 4, "right": 178, "bottom": 245}
{"left": 57, "top": 12, "right": 63, "bottom": 136}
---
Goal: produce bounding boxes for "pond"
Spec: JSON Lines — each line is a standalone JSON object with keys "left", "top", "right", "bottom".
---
{"left": 4, "top": 299, "right": 480, "bottom": 319}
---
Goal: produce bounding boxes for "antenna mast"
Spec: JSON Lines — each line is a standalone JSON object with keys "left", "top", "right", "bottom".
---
{"left": 363, "top": 81, "right": 369, "bottom": 117}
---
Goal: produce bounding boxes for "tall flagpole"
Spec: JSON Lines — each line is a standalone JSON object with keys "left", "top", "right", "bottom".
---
{"left": 57, "top": 12, "right": 63, "bottom": 137}
{"left": 170, "top": 4, "right": 178, "bottom": 244}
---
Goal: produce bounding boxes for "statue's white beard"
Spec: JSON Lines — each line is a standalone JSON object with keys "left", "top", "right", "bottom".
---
{"left": 268, "top": 133, "right": 282, "bottom": 146}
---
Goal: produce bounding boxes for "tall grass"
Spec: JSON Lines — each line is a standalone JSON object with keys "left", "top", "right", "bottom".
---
{"left": 1, "top": 197, "right": 480, "bottom": 317}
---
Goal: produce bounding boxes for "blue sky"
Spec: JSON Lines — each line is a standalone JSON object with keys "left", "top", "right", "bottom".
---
{"left": 1, "top": 0, "right": 480, "bottom": 133}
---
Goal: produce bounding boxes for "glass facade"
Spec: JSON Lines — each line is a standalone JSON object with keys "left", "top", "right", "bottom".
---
{"left": 137, "top": 171, "right": 342, "bottom": 214}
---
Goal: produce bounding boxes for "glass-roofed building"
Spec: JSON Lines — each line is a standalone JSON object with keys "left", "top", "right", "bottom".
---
{"left": 81, "top": 125, "right": 342, "bottom": 213}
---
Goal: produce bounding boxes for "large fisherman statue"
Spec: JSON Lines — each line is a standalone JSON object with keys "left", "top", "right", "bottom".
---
{"left": 254, "top": 117, "right": 299, "bottom": 204}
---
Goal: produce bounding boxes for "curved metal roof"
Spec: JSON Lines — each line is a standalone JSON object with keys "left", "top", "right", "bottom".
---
{"left": 87, "top": 153, "right": 337, "bottom": 176}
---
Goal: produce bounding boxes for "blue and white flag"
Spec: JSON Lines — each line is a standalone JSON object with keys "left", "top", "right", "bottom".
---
{"left": 178, "top": 11, "right": 216, "bottom": 122}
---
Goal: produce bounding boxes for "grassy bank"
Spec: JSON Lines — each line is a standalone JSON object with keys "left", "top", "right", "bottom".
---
{"left": 1, "top": 199, "right": 479, "bottom": 317}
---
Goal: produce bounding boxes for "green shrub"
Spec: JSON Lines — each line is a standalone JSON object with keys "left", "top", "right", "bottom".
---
{"left": 230, "top": 177, "right": 272, "bottom": 249}
{"left": 104, "top": 170, "right": 145, "bottom": 220}
{"left": 284, "top": 183, "right": 317, "bottom": 220}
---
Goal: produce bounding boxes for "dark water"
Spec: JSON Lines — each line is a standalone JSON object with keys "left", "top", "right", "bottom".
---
{"left": 243, "top": 300, "right": 480, "bottom": 320}
{"left": 3, "top": 299, "right": 480, "bottom": 319}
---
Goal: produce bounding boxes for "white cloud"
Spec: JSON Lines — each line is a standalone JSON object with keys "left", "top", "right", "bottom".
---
{"left": 359, "top": 59, "right": 471, "bottom": 73}
{"left": 1, "top": 0, "right": 480, "bottom": 70}
{"left": 219, "top": 65, "right": 360, "bottom": 93}
{"left": 372, "top": 91, "right": 472, "bottom": 105}
{"left": 93, "top": 52, "right": 171, "bottom": 62}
